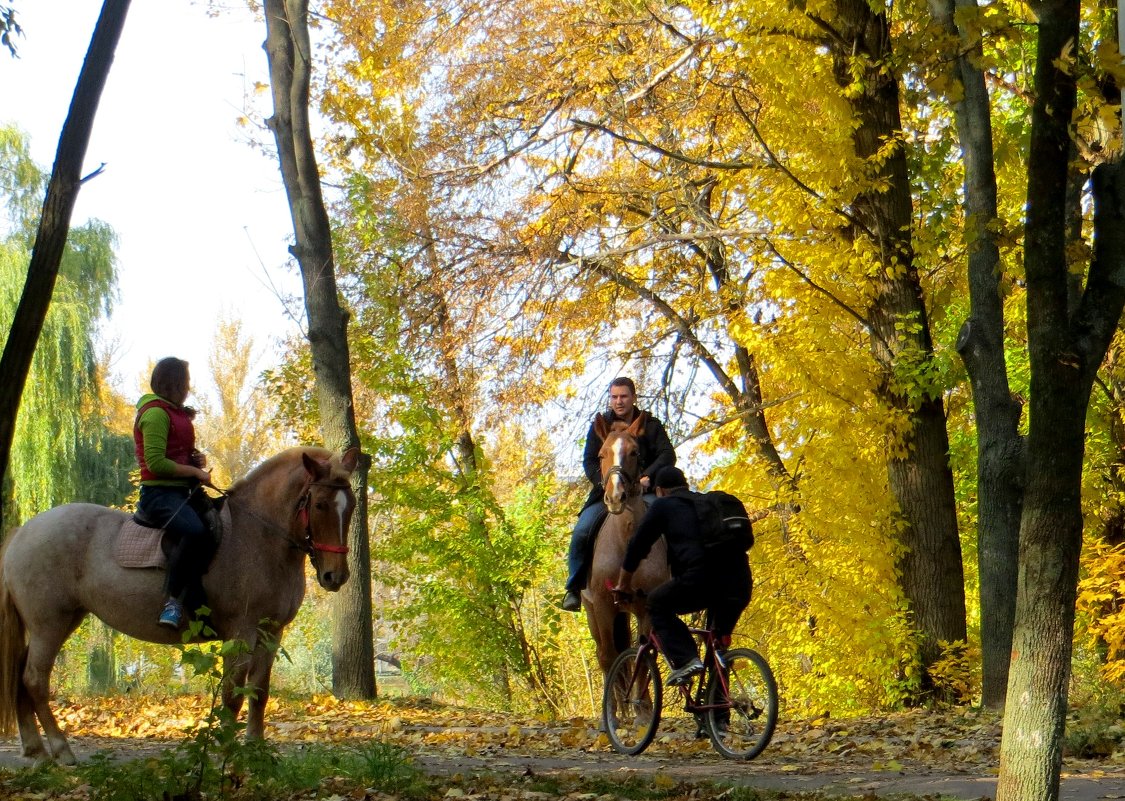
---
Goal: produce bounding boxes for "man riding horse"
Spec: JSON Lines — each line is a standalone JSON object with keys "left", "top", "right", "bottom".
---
{"left": 561, "top": 377, "right": 675, "bottom": 612}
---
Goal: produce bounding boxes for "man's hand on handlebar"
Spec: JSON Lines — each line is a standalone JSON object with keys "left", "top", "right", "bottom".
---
{"left": 611, "top": 567, "right": 637, "bottom": 607}
{"left": 610, "top": 585, "right": 634, "bottom": 606}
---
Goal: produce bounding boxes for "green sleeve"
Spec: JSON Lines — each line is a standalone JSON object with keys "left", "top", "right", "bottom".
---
{"left": 138, "top": 406, "right": 178, "bottom": 478}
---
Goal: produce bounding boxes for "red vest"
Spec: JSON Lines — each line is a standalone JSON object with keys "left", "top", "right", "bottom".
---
{"left": 133, "top": 399, "right": 196, "bottom": 482}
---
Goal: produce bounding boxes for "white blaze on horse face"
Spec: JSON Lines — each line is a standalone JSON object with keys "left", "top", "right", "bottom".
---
{"left": 606, "top": 435, "right": 627, "bottom": 509}
{"left": 334, "top": 489, "right": 348, "bottom": 547}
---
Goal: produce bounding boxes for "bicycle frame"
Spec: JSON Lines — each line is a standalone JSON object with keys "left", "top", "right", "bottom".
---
{"left": 602, "top": 600, "right": 778, "bottom": 759}
{"left": 643, "top": 625, "right": 730, "bottom": 714}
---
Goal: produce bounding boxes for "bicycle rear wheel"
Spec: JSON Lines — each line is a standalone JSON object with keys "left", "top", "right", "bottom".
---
{"left": 602, "top": 646, "right": 663, "bottom": 755}
{"left": 704, "top": 648, "right": 778, "bottom": 759}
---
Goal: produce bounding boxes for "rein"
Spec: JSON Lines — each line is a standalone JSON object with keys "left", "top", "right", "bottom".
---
{"left": 221, "top": 478, "right": 351, "bottom": 559}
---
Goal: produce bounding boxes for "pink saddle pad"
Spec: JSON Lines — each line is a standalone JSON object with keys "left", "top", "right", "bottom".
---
{"left": 114, "top": 519, "right": 166, "bottom": 569}
{"left": 113, "top": 506, "right": 230, "bottom": 569}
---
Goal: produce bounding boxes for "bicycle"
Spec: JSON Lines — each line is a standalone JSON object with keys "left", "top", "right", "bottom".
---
{"left": 601, "top": 603, "right": 778, "bottom": 759}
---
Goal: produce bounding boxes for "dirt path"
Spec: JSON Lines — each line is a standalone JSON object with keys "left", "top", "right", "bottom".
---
{"left": 3, "top": 732, "right": 1123, "bottom": 801}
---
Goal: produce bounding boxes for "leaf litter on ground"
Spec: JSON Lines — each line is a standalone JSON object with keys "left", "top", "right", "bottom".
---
{"left": 3, "top": 695, "right": 1125, "bottom": 801}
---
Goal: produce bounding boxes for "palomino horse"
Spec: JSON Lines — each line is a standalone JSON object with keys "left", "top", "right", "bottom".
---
{"left": 0, "top": 446, "right": 359, "bottom": 765}
{"left": 583, "top": 414, "right": 669, "bottom": 681}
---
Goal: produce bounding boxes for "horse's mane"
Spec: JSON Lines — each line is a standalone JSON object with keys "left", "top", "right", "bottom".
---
{"left": 227, "top": 446, "right": 335, "bottom": 496}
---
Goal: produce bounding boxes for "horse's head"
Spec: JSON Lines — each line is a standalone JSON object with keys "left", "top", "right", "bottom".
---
{"left": 296, "top": 447, "right": 360, "bottom": 591}
{"left": 596, "top": 413, "right": 646, "bottom": 515}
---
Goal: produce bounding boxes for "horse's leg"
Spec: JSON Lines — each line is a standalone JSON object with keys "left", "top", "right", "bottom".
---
{"left": 14, "top": 680, "right": 46, "bottom": 763}
{"left": 221, "top": 643, "right": 253, "bottom": 723}
{"left": 22, "top": 617, "right": 82, "bottom": 765}
{"left": 612, "top": 612, "right": 632, "bottom": 654}
{"left": 0, "top": 583, "right": 47, "bottom": 762}
{"left": 586, "top": 600, "right": 619, "bottom": 679}
{"left": 243, "top": 645, "right": 277, "bottom": 740}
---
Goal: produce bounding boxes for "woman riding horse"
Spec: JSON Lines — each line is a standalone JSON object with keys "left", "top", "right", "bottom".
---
{"left": 133, "top": 356, "right": 216, "bottom": 630}
{"left": 0, "top": 446, "right": 358, "bottom": 764}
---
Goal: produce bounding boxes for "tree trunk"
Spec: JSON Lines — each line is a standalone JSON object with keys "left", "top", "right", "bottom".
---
{"left": 997, "top": 0, "right": 1125, "bottom": 784}
{"left": 828, "top": 0, "right": 967, "bottom": 679}
{"left": 927, "top": 0, "right": 1024, "bottom": 709}
{"left": 261, "top": 0, "right": 375, "bottom": 699}
{"left": 0, "top": 0, "right": 131, "bottom": 536}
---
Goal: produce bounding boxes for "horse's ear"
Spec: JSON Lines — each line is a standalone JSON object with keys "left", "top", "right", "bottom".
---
{"left": 340, "top": 447, "right": 360, "bottom": 474}
{"left": 626, "top": 411, "right": 647, "bottom": 437}
{"left": 302, "top": 452, "right": 328, "bottom": 479}
{"left": 594, "top": 414, "right": 609, "bottom": 440}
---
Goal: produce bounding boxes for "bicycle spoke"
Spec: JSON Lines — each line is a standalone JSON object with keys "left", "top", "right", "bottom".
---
{"left": 704, "top": 648, "right": 778, "bottom": 759}
{"left": 603, "top": 647, "right": 663, "bottom": 755}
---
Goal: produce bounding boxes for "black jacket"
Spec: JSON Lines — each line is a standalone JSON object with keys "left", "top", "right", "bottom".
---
{"left": 622, "top": 493, "right": 707, "bottom": 579}
{"left": 581, "top": 409, "right": 676, "bottom": 509}
{"left": 624, "top": 490, "right": 751, "bottom": 587}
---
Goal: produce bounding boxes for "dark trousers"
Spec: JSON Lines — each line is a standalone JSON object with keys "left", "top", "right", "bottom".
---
{"left": 647, "top": 559, "right": 752, "bottom": 669}
{"left": 137, "top": 485, "right": 213, "bottom": 603}
{"left": 566, "top": 493, "right": 657, "bottom": 594}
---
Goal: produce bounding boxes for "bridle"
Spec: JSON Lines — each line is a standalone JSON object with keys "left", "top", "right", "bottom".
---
{"left": 603, "top": 463, "right": 641, "bottom": 498}
{"left": 220, "top": 476, "right": 353, "bottom": 563}
{"left": 293, "top": 477, "right": 352, "bottom": 559}
{"left": 604, "top": 464, "right": 635, "bottom": 487}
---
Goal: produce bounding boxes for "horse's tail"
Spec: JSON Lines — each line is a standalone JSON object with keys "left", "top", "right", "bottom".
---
{"left": 0, "top": 542, "right": 27, "bottom": 736}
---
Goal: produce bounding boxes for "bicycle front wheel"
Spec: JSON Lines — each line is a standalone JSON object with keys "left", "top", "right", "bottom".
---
{"left": 602, "top": 646, "right": 663, "bottom": 755}
{"left": 704, "top": 648, "right": 778, "bottom": 759}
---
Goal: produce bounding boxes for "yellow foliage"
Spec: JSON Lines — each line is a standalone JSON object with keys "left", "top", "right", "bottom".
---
{"left": 1077, "top": 540, "right": 1125, "bottom": 685}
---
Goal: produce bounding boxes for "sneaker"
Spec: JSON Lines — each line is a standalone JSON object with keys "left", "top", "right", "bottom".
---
{"left": 561, "top": 591, "right": 582, "bottom": 612}
{"left": 157, "top": 599, "right": 184, "bottom": 629}
{"left": 667, "top": 657, "right": 704, "bottom": 686}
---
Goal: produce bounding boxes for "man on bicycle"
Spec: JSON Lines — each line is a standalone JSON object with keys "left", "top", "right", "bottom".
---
{"left": 613, "top": 465, "right": 752, "bottom": 686}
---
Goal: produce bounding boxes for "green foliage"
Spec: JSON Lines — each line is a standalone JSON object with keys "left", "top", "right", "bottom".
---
{"left": 68, "top": 735, "right": 421, "bottom": 801}
{"left": 49, "top": 629, "right": 418, "bottom": 801}
{"left": 0, "top": 762, "right": 73, "bottom": 795}
{"left": 0, "top": 125, "right": 130, "bottom": 525}
{"left": 1064, "top": 682, "right": 1125, "bottom": 759}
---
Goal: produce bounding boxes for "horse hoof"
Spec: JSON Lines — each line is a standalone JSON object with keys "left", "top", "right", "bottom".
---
{"left": 20, "top": 744, "right": 47, "bottom": 762}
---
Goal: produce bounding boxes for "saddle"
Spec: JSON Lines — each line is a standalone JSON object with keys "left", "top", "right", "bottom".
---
{"left": 114, "top": 500, "right": 229, "bottom": 570}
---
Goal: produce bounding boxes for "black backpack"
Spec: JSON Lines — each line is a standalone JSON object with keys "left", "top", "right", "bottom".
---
{"left": 688, "top": 490, "right": 754, "bottom": 552}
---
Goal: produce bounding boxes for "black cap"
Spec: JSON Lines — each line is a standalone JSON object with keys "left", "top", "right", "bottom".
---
{"left": 654, "top": 465, "right": 688, "bottom": 489}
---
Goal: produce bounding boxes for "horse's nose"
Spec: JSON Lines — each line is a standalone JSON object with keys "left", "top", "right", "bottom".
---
{"left": 321, "top": 571, "right": 344, "bottom": 591}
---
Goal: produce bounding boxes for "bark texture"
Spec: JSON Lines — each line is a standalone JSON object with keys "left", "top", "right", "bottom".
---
{"left": 997, "top": 0, "right": 1125, "bottom": 793}
{"left": 927, "top": 0, "right": 1023, "bottom": 709}
{"left": 827, "top": 0, "right": 967, "bottom": 677}
{"left": 0, "top": 0, "right": 132, "bottom": 536}
{"left": 262, "top": 0, "right": 375, "bottom": 698}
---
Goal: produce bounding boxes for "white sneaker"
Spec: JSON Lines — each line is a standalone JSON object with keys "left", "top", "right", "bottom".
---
{"left": 667, "top": 657, "right": 704, "bottom": 686}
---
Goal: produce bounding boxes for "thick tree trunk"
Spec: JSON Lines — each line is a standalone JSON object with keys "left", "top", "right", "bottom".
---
{"left": 997, "top": 0, "right": 1125, "bottom": 779}
{"left": 0, "top": 0, "right": 131, "bottom": 536}
{"left": 829, "top": 0, "right": 967, "bottom": 679}
{"left": 927, "top": 0, "right": 1023, "bottom": 709}
{"left": 262, "top": 0, "right": 375, "bottom": 699}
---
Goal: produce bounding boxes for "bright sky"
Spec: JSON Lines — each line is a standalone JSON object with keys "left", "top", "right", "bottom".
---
{"left": 1, "top": 0, "right": 303, "bottom": 398}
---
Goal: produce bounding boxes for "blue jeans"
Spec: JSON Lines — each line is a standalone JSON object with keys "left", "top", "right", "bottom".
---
{"left": 137, "top": 485, "right": 208, "bottom": 601}
{"left": 565, "top": 493, "right": 656, "bottom": 594}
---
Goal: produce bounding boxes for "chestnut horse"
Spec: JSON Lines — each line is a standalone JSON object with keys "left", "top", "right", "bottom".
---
{"left": 582, "top": 414, "right": 669, "bottom": 681}
{"left": 0, "top": 446, "right": 359, "bottom": 764}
